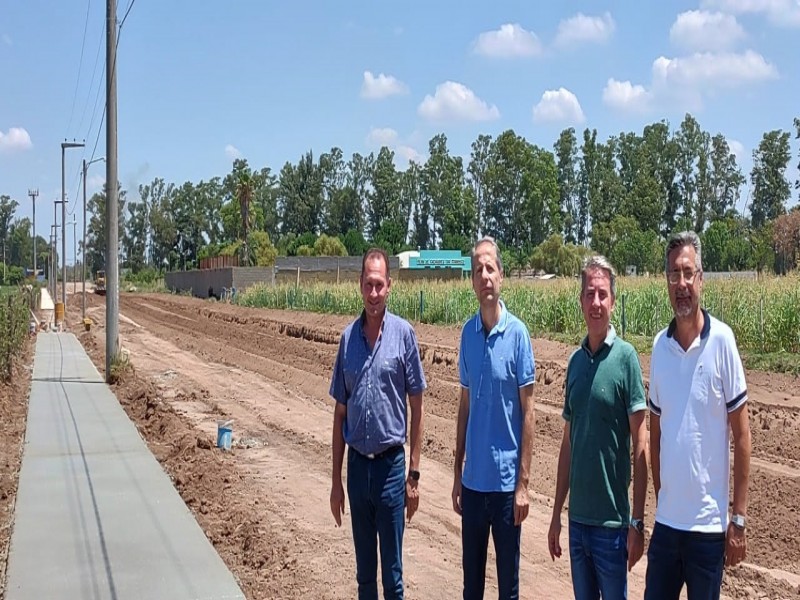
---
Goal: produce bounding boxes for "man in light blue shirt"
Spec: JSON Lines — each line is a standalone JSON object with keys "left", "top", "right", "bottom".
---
{"left": 452, "top": 236, "right": 536, "bottom": 600}
{"left": 330, "top": 248, "right": 427, "bottom": 600}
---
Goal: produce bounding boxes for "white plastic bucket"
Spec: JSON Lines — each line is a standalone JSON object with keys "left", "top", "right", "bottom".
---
{"left": 216, "top": 419, "right": 233, "bottom": 450}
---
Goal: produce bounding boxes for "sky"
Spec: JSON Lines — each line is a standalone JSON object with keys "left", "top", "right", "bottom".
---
{"left": 1, "top": 0, "right": 799, "bottom": 262}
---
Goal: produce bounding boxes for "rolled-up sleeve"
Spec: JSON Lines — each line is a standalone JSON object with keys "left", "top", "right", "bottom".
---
{"left": 404, "top": 327, "right": 427, "bottom": 395}
{"left": 330, "top": 337, "right": 348, "bottom": 405}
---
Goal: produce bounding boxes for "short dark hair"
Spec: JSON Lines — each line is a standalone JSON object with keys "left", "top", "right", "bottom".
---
{"left": 361, "top": 247, "right": 390, "bottom": 279}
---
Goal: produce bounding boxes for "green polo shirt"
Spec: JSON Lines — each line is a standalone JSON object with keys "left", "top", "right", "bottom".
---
{"left": 563, "top": 327, "right": 647, "bottom": 527}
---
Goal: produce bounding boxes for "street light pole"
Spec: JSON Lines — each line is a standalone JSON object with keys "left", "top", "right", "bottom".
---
{"left": 61, "top": 140, "right": 84, "bottom": 313}
{"left": 28, "top": 189, "right": 39, "bottom": 278}
{"left": 52, "top": 201, "right": 61, "bottom": 300}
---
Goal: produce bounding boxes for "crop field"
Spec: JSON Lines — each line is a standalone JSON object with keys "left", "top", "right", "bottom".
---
{"left": 238, "top": 274, "right": 800, "bottom": 355}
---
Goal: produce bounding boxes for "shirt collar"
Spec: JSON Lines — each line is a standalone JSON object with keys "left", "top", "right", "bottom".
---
{"left": 474, "top": 300, "right": 508, "bottom": 336}
{"left": 666, "top": 308, "right": 711, "bottom": 340}
{"left": 581, "top": 325, "right": 617, "bottom": 356}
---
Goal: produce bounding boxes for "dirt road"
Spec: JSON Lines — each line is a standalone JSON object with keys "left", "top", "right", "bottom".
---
{"left": 69, "top": 292, "right": 799, "bottom": 599}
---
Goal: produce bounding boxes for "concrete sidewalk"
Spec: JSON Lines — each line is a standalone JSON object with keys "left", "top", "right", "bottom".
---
{"left": 5, "top": 333, "right": 246, "bottom": 599}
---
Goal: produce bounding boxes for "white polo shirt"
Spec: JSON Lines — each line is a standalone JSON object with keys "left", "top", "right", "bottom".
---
{"left": 649, "top": 309, "right": 747, "bottom": 533}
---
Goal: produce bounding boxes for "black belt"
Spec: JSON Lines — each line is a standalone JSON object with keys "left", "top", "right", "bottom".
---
{"left": 353, "top": 445, "right": 403, "bottom": 460}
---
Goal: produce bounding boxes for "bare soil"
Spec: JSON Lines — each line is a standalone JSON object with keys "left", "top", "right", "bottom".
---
{"left": 0, "top": 342, "right": 32, "bottom": 600}
{"left": 2, "top": 291, "right": 799, "bottom": 599}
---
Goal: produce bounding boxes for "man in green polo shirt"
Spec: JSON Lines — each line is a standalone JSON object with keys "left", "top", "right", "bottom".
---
{"left": 547, "top": 255, "right": 648, "bottom": 600}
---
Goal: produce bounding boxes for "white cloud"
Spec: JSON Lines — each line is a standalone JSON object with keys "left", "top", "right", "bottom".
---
{"left": 224, "top": 144, "right": 241, "bottom": 160}
{"left": 366, "top": 127, "right": 398, "bottom": 147}
{"left": 418, "top": 81, "right": 500, "bottom": 122}
{"left": 554, "top": 12, "right": 616, "bottom": 47}
{"left": 652, "top": 50, "right": 778, "bottom": 87}
{"left": 602, "top": 79, "right": 652, "bottom": 112}
{"left": 701, "top": 0, "right": 800, "bottom": 27}
{"left": 360, "top": 71, "right": 409, "bottom": 100}
{"left": 87, "top": 174, "right": 106, "bottom": 193}
{"left": 670, "top": 11, "right": 746, "bottom": 51}
{"left": 396, "top": 145, "right": 423, "bottom": 165}
{"left": 532, "top": 88, "right": 586, "bottom": 124}
{"left": 472, "top": 23, "right": 543, "bottom": 58}
{"left": 365, "top": 128, "right": 422, "bottom": 167}
{"left": 728, "top": 139, "right": 745, "bottom": 162}
{"left": 2, "top": 34, "right": 11, "bottom": 46}
{"left": 0, "top": 127, "right": 32, "bottom": 152}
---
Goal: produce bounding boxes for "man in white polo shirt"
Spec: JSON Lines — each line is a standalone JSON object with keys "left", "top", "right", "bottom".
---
{"left": 645, "top": 231, "right": 752, "bottom": 600}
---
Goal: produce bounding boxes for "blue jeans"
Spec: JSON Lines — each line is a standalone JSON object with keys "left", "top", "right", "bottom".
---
{"left": 347, "top": 446, "right": 406, "bottom": 600}
{"left": 644, "top": 522, "right": 725, "bottom": 600}
{"left": 461, "top": 486, "right": 521, "bottom": 600}
{"left": 568, "top": 520, "right": 628, "bottom": 600}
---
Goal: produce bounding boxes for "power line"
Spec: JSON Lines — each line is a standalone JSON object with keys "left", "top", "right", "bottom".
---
{"left": 66, "top": 0, "right": 93, "bottom": 138}
{"left": 76, "top": 21, "right": 105, "bottom": 136}
{"left": 87, "top": 0, "right": 135, "bottom": 164}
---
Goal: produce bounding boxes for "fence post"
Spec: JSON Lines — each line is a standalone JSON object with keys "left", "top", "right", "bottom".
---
{"left": 419, "top": 290, "right": 424, "bottom": 320}
{"left": 621, "top": 293, "right": 627, "bottom": 339}
{"left": 759, "top": 295, "right": 764, "bottom": 353}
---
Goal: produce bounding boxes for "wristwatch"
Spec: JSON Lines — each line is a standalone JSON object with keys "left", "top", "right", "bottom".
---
{"left": 731, "top": 514, "right": 746, "bottom": 530}
{"left": 630, "top": 518, "right": 645, "bottom": 534}
{"left": 408, "top": 470, "right": 420, "bottom": 481}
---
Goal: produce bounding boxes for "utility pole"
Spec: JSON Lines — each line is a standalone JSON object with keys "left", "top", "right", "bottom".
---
{"left": 62, "top": 140, "right": 85, "bottom": 312}
{"left": 68, "top": 219, "right": 77, "bottom": 291}
{"left": 82, "top": 157, "right": 104, "bottom": 320}
{"left": 106, "top": 0, "right": 119, "bottom": 380}
{"left": 28, "top": 189, "right": 39, "bottom": 278}
{"left": 52, "top": 201, "right": 60, "bottom": 300}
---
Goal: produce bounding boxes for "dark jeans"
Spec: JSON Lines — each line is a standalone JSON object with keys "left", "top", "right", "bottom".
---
{"left": 347, "top": 446, "right": 406, "bottom": 600}
{"left": 568, "top": 520, "right": 628, "bottom": 600}
{"left": 461, "top": 485, "right": 521, "bottom": 600}
{"left": 644, "top": 521, "right": 726, "bottom": 600}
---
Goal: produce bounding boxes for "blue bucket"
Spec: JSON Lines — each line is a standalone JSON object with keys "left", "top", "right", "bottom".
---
{"left": 216, "top": 420, "right": 233, "bottom": 450}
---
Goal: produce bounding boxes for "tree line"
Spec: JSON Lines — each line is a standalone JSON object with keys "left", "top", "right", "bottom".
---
{"left": 2, "top": 113, "right": 799, "bottom": 285}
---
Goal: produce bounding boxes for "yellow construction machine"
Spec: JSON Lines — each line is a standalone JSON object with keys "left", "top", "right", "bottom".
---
{"left": 94, "top": 270, "right": 106, "bottom": 295}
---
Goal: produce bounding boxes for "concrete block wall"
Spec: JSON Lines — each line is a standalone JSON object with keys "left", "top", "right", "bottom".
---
{"left": 165, "top": 267, "right": 275, "bottom": 298}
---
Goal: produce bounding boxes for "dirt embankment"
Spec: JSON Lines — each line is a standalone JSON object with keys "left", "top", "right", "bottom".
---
{"left": 0, "top": 342, "right": 33, "bottom": 599}
{"left": 64, "top": 292, "right": 800, "bottom": 599}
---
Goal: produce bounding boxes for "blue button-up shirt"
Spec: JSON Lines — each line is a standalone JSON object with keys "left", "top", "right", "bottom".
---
{"left": 459, "top": 301, "right": 535, "bottom": 492}
{"left": 330, "top": 310, "right": 427, "bottom": 456}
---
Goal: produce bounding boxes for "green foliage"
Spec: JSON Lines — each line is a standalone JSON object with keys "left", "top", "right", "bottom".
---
{"left": 529, "top": 234, "right": 589, "bottom": 276}
{"left": 248, "top": 230, "right": 278, "bottom": 266}
{"left": 340, "top": 229, "right": 369, "bottom": 257}
{"left": 0, "top": 289, "right": 29, "bottom": 380}
{"left": 296, "top": 245, "right": 313, "bottom": 256}
{"left": 313, "top": 234, "right": 347, "bottom": 257}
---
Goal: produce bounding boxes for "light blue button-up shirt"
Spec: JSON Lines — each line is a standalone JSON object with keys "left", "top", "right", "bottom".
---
{"left": 459, "top": 301, "right": 535, "bottom": 492}
{"left": 330, "top": 310, "right": 427, "bottom": 456}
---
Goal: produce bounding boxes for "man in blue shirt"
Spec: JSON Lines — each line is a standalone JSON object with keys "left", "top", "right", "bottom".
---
{"left": 452, "top": 236, "right": 536, "bottom": 600}
{"left": 330, "top": 248, "right": 427, "bottom": 600}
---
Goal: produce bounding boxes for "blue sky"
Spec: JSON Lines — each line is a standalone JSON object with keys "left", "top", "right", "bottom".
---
{"left": 1, "top": 0, "right": 799, "bottom": 259}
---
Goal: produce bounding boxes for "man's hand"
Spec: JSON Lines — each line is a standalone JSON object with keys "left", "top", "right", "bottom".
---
{"left": 547, "top": 515, "right": 562, "bottom": 561}
{"left": 451, "top": 478, "right": 463, "bottom": 515}
{"left": 627, "top": 526, "right": 644, "bottom": 571}
{"left": 330, "top": 481, "right": 345, "bottom": 527}
{"left": 406, "top": 477, "right": 420, "bottom": 522}
{"left": 725, "top": 523, "right": 747, "bottom": 567}
{"left": 514, "top": 484, "right": 529, "bottom": 526}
